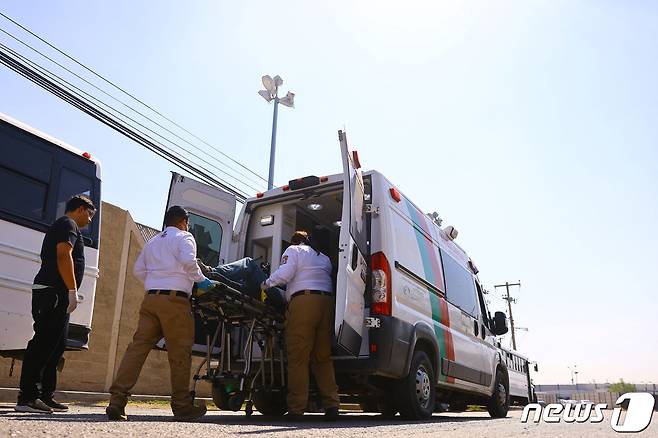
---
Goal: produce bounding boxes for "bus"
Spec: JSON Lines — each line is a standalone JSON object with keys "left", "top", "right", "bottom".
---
{"left": 498, "top": 344, "right": 537, "bottom": 405}
{"left": 0, "top": 112, "right": 101, "bottom": 358}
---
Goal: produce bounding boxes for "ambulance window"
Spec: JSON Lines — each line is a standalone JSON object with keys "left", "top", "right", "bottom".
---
{"left": 188, "top": 212, "right": 222, "bottom": 267}
{"left": 475, "top": 281, "right": 490, "bottom": 329}
{"left": 441, "top": 250, "right": 479, "bottom": 318}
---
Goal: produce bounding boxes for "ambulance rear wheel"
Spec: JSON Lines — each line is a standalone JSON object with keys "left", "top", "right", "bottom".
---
{"left": 397, "top": 350, "right": 435, "bottom": 420}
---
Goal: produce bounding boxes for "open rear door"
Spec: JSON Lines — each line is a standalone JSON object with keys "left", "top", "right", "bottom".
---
{"left": 334, "top": 130, "right": 368, "bottom": 356}
{"left": 163, "top": 172, "right": 237, "bottom": 354}
{"left": 165, "top": 172, "right": 236, "bottom": 266}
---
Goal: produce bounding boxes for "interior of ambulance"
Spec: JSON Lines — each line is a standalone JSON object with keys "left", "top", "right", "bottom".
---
{"left": 245, "top": 189, "right": 344, "bottom": 285}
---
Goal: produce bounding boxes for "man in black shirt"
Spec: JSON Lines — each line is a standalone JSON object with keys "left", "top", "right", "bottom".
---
{"left": 15, "top": 195, "right": 96, "bottom": 413}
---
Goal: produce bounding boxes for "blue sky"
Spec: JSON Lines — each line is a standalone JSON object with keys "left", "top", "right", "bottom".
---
{"left": 1, "top": 1, "right": 657, "bottom": 385}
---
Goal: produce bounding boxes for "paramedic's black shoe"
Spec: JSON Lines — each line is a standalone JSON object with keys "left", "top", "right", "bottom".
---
{"left": 14, "top": 399, "right": 53, "bottom": 413}
{"left": 284, "top": 411, "right": 305, "bottom": 421}
{"left": 41, "top": 398, "right": 68, "bottom": 412}
{"left": 324, "top": 406, "right": 339, "bottom": 422}
{"left": 106, "top": 404, "right": 128, "bottom": 421}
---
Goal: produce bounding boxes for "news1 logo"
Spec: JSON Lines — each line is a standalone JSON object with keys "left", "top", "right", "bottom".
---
{"left": 521, "top": 393, "right": 655, "bottom": 433}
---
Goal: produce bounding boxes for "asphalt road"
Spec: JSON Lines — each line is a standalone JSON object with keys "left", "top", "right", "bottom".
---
{"left": 1, "top": 404, "right": 656, "bottom": 437}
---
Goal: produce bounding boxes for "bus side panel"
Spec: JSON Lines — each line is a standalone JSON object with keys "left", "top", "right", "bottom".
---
{"left": 0, "top": 220, "right": 98, "bottom": 351}
{"left": 0, "top": 220, "right": 43, "bottom": 350}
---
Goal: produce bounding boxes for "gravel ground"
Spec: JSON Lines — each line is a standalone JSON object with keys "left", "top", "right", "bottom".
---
{"left": 1, "top": 404, "right": 656, "bottom": 437}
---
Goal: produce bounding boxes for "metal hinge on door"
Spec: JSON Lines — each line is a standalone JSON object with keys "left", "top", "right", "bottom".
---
{"left": 364, "top": 204, "right": 380, "bottom": 215}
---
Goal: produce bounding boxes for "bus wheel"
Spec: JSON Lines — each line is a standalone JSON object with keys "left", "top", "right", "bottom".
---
{"left": 487, "top": 369, "right": 510, "bottom": 418}
{"left": 397, "top": 350, "right": 435, "bottom": 420}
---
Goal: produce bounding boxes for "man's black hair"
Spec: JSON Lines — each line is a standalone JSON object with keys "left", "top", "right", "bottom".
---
{"left": 65, "top": 194, "right": 96, "bottom": 213}
{"left": 164, "top": 205, "right": 189, "bottom": 227}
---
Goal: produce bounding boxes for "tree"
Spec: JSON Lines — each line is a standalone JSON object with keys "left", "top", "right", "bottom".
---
{"left": 608, "top": 379, "right": 636, "bottom": 393}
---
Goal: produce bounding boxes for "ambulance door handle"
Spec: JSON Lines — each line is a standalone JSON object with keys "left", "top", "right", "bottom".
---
{"left": 473, "top": 320, "right": 479, "bottom": 337}
{"left": 350, "top": 243, "right": 358, "bottom": 271}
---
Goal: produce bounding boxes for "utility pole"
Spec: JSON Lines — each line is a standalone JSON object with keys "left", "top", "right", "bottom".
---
{"left": 494, "top": 281, "right": 521, "bottom": 350}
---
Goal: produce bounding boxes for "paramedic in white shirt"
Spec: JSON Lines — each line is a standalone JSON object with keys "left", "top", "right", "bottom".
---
{"left": 262, "top": 230, "right": 340, "bottom": 421}
{"left": 106, "top": 206, "right": 215, "bottom": 422}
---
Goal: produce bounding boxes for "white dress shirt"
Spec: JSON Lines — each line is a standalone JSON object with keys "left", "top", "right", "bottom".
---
{"left": 264, "top": 244, "right": 333, "bottom": 301}
{"left": 133, "top": 226, "right": 205, "bottom": 295}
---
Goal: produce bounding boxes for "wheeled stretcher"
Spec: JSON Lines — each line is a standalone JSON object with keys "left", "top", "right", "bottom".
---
{"left": 189, "top": 282, "right": 288, "bottom": 416}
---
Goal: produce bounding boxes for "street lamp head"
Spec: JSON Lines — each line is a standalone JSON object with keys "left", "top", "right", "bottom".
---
{"left": 262, "top": 75, "right": 277, "bottom": 94}
{"left": 273, "top": 75, "right": 283, "bottom": 87}
{"left": 279, "top": 91, "right": 295, "bottom": 108}
{"left": 258, "top": 89, "right": 273, "bottom": 102}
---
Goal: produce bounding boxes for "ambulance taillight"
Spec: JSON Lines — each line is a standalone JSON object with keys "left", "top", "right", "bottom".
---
{"left": 371, "top": 252, "right": 391, "bottom": 316}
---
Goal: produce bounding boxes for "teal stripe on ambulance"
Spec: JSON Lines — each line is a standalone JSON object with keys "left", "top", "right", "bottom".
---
{"left": 404, "top": 199, "right": 449, "bottom": 382}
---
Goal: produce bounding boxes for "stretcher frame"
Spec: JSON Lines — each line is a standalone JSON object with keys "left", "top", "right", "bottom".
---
{"left": 189, "top": 282, "right": 287, "bottom": 416}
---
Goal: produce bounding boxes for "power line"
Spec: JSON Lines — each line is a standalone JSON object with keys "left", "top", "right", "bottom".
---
{"left": 0, "top": 42, "right": 255, "bottom": 197}
{"left": 0, "top": 12, "right": 268, "bottom": 185}
{"left": 0, "top": 46, "right": 248, "bottom": 202}
{"left": 0, "top": 40, "right": 260, "bottom": 194}
{"left": 0, "top": 25, "right": 267, "bottom": 191}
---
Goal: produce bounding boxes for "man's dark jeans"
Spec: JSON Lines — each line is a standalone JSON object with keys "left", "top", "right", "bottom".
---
{"left": 18, "top": 287, "right": 70, "bottom": 403}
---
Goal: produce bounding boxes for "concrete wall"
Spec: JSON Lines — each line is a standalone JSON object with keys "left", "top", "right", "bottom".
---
{"left": 0, "top": 202, "right": 211, "bottom": 398}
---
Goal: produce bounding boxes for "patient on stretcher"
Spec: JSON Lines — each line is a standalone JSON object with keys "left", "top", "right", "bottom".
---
{"left": 197, "top": 257, "right": 286, "bottom": 314}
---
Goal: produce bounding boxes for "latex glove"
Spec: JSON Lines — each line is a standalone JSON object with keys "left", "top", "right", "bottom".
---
{"left": 66, "top": 290, "right": 78, "bottom": 314}
{"left": 195, "top": 278, "right": 214, "bottom": 291}
{"left": 197, "top": 259, "right": 212, "bottom": 276}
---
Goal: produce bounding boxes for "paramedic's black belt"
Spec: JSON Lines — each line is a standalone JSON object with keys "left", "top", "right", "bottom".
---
{"left": 290, "top": 290, "right": 332, "bottom": 300}
{"left": 147, "top": 289, "right": 188, "bottom": 299}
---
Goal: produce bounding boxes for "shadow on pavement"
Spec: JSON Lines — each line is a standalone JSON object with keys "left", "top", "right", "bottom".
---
{"left": 1, "top": 407, "right": 495, "bottom": 430}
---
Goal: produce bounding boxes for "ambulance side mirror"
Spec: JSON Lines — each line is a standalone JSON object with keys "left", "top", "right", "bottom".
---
{"left": 492, "top": 311, "right": 509, "bottom": 336}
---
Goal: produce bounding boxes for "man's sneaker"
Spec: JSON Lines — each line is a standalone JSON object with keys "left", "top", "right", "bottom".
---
{"left": 173, "top": 403, "right": 207, "bottom": 422}
{"left": 14, "top": 399, "right": 54, "bottom": 414}
{"left": 106, "top": 404, "right": 128, "bottom": 421}
{"left": 324, "top": 406, "right": 339, "bottom": 422}
{"left": 41, "top": 398, "right": 69, "bottom": 412}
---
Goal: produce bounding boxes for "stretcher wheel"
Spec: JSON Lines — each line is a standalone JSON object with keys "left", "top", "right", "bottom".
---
{"left": 211, "top": 384, "right": 230, "bottom": 410}
{"left": 253, "top": 389, "right": 287, "bottom": 416}
{"left": 228, "top": 392, "right": 246, "bottom": 411}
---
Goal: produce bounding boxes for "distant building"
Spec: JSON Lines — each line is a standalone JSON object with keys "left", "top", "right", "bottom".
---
{"left": 535, "top": 383, "right": 657, "bottom": 402}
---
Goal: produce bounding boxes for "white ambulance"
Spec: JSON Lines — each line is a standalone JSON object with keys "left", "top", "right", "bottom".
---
{"left": 167, "top": 130, "right": 511, "bottom": 419}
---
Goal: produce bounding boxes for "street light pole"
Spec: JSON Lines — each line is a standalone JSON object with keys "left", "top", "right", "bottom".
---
{"left": 267, "top": 95, "right": 279, "bottom": 190}
{"left": 259, "top": 74, "right": 294, "bottom": 191}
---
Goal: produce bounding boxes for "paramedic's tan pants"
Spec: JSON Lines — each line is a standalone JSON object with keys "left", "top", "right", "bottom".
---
{"left": 109, "top": 294, "right": 194, "bottom": 415}
{"left": 286, "top": 293, "right": 340, "bottom": 414}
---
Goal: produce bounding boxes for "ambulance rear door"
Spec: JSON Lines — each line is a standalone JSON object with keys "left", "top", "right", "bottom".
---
{"left": 334, "top": 130, "right": 368, "bottom": 357}
{"left": 164, "top": 172, "right": 237, "bottom": 267}
{"left": 162, "top": 172, "right": 237, "bottom": 354}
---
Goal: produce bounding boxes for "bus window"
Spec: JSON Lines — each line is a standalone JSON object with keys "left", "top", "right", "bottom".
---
{"left": 56, "top": 168, "right": 93, "bottom": 217}
{"left": 188, "top": 212, "right": 222, "bottom": 267}
{"left": 0, "top": 166, "right": 48, "bottom": 220}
